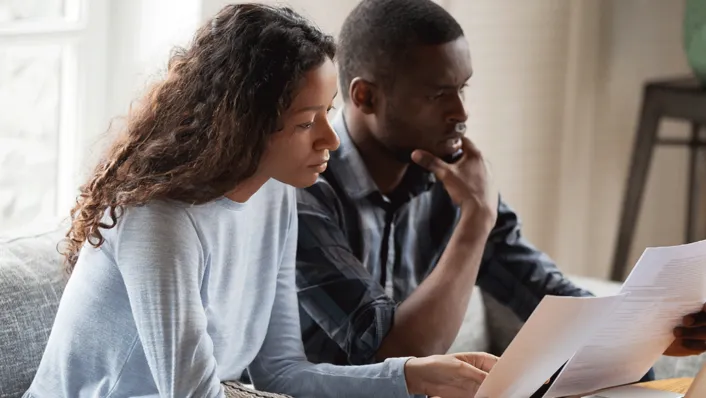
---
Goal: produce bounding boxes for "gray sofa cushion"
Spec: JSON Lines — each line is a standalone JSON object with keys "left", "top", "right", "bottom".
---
{"left": 482, "top": 291, "right": 523, "bottom": 356}
{"left": 447, "top": 288, "right": 491, "bottom": 354}
{"left": 0, "top": 227, "right": 67, "bottom": 398}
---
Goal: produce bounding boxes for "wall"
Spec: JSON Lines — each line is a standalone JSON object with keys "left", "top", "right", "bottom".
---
{"left": 202, "top": 0, "right": 359, "bottom": 33}
{"left": 84, "top": 0, "right": 201, "bottom": 170}
{"left": 445, "top": 0, "right": 572, "bottom": 267}
{"left": 105, "top": 0, "right": 201, "bottom": 120}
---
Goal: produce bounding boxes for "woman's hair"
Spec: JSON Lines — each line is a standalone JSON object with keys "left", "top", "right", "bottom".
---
{"left": 62, "top": 3, "right": 335, "bottom": 272}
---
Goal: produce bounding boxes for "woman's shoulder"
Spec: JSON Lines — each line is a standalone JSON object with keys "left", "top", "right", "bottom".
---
{"left": 120, "top": 200, "right": 194, "bottom": 227}
{"left": 88, "top": 200, "right": 206, "bottom": 271}
{"left": 101, "top": 200, "right": 203, "bottom": 247}
{"left": 269, "top": 180, "right": 296, "bottom": 217}
{"left": 250, "top": 179, "right": 296, "bottom": 215}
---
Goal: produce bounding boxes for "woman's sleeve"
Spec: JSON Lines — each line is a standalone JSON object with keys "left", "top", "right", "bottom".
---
{"left": 115, "top": 203, "right": 224, "bottom": 398}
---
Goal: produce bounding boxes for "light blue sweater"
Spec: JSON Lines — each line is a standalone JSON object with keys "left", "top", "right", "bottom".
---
{"left": 25, "top": 179, "right": 411, "bottom": 398}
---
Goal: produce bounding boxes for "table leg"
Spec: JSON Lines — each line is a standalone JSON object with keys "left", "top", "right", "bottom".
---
{"left": 611, "top": 88, "right": 661, "bottom": 281}
{"left": 686, "top": 123, "right": 702, "bottom": 243}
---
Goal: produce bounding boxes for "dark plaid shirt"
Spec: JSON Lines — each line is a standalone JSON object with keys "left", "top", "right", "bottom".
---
{"left": 295, "top": 111, "right": 591, "bottom": 366}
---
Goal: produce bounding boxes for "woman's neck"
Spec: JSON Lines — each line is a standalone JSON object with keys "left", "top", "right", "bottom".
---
{"left": 225, "top": 173, "right": 270, "bottom": 203}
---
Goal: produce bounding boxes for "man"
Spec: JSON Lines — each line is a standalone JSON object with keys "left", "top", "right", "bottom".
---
{"left": 295, "top": 0, "right": 706, "bottom": 371}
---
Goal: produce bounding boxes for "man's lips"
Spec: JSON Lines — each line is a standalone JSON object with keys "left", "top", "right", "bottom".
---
{"left": 439, "top": 131, "right": 463, "bottom": 152}
{"left": 443, "top": 137, "right": 462, "bottom": 153}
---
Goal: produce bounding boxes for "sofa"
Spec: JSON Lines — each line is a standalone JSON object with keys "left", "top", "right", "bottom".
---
{"left": 1, "top": 221, "right": 705, "bottom": 397}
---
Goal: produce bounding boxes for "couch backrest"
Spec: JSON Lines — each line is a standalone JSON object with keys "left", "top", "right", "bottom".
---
{"left": 0, "top": 227, "right": 67, "bottom": 398}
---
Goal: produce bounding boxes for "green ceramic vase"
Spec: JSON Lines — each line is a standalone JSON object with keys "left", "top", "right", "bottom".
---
{"left": 685, "top": 0, "right": 706, "bottom": 82}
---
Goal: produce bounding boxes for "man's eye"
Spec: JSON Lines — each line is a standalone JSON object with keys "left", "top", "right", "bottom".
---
{"left": 297, "top": 122, "right": 314, "bottom": 129}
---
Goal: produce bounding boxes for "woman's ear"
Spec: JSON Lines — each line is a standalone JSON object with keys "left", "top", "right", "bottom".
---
{"left": 349, "top": 77, "right": 378, "bottom": 115}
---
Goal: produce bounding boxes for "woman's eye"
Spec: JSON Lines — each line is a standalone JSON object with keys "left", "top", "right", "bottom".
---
{"left": 297, "top": 122, "right": 314, "bottom": 129}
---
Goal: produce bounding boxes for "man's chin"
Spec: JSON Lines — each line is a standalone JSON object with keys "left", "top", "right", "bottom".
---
{"left": 389, "top": 147, "right": 415, "bottom": 164}
{"left": 383, "top": 143, "right": 446, "bottom": 164}
{"left": 424, "top": 148, "right": 459, "bottom": 162}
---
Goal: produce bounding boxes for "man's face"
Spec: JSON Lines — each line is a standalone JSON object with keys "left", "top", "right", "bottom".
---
{"left": 374, "top": 37, "right": 472, "bottom": 162}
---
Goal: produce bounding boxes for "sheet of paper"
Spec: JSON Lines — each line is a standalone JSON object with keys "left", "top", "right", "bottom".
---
{"left": 544, "top": 240, "right": 706, "bottom": 398}
{"left": 474, "top": 294, "right": 627, "bottom": 398}
{"left": 583, "top": 385, "right": 684, "bottom": 398}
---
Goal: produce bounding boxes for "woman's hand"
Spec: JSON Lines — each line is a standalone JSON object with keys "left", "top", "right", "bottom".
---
{"left": 404, "top": 352, "right": 498, "bottom": 398}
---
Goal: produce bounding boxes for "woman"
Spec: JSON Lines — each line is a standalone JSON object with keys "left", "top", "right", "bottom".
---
{"left": 24, "top": 4, "right": 496, "bottom": 398}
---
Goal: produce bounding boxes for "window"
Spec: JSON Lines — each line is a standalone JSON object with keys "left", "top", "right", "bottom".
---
{"left": 0, "top": 0, "right": 107, "bottom": 237}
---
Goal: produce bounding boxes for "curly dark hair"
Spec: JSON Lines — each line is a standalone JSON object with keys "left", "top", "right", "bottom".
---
{"left": 62, "top": 3, "right": 335, "bottom": 272}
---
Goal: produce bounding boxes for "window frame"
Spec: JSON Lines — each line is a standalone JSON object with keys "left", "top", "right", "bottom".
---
{"left": 0, "top": 0, "right": 108, "bottom": 233}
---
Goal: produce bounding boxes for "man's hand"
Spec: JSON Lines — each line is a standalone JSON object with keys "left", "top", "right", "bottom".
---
{"left": 376, "top": 138, "right": 498, "bottom": 362}
{"left": 404, "top": 352, "right": 498, "bottom": 398}
{"left": 411, "top": 136, "right": 498, "bottom": 226}
{"left": 665, "top": 303, "right": 706, "bottom": 357}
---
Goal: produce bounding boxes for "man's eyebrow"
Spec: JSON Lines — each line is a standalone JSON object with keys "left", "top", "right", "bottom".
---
{"left": 427, "top": 73, "right": 473, "bottom": 90}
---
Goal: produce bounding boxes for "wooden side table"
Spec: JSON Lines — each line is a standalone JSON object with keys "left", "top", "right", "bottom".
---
{"left": 611, "top": 77, "right": 706, "bottom": 282}
{"left": 640, "top": 377, "right": 693, "bottom": 394}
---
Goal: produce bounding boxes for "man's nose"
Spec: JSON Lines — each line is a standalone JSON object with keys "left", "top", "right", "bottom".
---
{"left": 446, "top": 92, "right": 468, "bottom": 124}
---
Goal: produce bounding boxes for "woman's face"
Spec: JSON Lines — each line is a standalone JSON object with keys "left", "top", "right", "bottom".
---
{"left": 263, "top": 59, "right": 340, "bottom": 188}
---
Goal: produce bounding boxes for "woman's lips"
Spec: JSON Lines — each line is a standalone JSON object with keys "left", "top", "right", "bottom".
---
{"left": 309, "top": 162, "right": 328, "bottom": 173}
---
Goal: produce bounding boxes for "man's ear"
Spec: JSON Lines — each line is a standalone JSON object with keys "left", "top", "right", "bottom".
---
{"left": 349, "top": 77, "right": 378, "bottom": 115}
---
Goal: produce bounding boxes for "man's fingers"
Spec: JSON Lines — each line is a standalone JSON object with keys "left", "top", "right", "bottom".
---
{"left": 411, "top": 149, "right": 450, "bottom": 178}
{"left": 460, "top": 135, "right": 481, "bottom": 156}
{"left": 683, "top": 308, "right": 706, "bottom": 326}
{"left": 675, "top": 325, "right": 706, "bottom": 339}
{"left": 681, "top": 339, "right": 706, "bottom": 352}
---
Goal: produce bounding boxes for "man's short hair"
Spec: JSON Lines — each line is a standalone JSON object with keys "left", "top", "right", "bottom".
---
{"left": 337, "top": 0, "right": 464, "bottom": 100}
